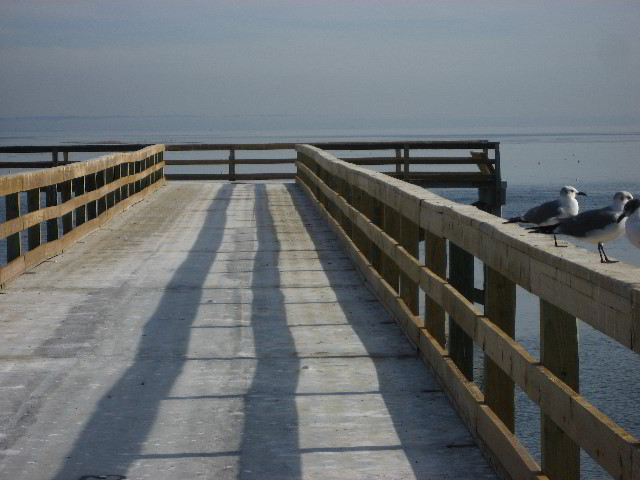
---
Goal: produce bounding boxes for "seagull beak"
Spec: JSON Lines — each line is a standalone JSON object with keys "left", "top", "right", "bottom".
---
{"left": 577, "top": 191, "right": 587, "bottom": 196}
{"left": 617, "top": 212, "right": 628, "bottom": 224}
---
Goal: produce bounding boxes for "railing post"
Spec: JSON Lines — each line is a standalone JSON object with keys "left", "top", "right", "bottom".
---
{"left": 540, "top": 299, "right": 580, "bottom": 480}
{"left": 229, "top": 149, "right": 236, "bottom": 181}
{"left": 400, "top": 215, "right": 419, "bottom": 315}
{"left": 424, "top": 230, "right": 446, "bottom": 347}
{"left": 46, "top": 184, "right": 59, "bottom": 242}
{"left": 96, "top": 170, "right": 106, "bottom": 215}
{"left": 135, "top": 160, "right": 141, "bottom": 193}
{"left": 395, "top": 148, "right": 402, "bottom": 175}
{"left": 6, "top": 193, "right": 21, "bottom": 262}
{"left": 60, "top": 181, "right": 73, "bottom": 235}
{"left": 105, "top": 167, "right": 114, "bottom": 209}
{"left": 86, "top": 173, "right": 97, "bottom": 221}
{"left": 403, "top": 146, "right": 410, "bottom": 181}
{"left": 371, "top": 198, "right": 383, "bottom": 274}
{"left": 113, "top": 162, "right": 121, "bottom": 204}
{"left": 382, "top": 203, "right": 400, "bottom": 293}
{"left": 72, "top": 177, "right": 85, "bottom": 227}
{"left": 27, "top": 188, "right": 41, "bottom": 251}
{"left": 52, "top": 149, "right": 58, "bottom": 167}
{"left": 484, "top": 266, "right": 516, "bottom": 432}
{"left": 448, "top": 242, "right": 474, "bottom": 380}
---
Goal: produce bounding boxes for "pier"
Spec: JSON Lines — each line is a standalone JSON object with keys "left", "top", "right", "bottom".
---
{"left": 1, "top": 143, "right": 639, "bottom": 479}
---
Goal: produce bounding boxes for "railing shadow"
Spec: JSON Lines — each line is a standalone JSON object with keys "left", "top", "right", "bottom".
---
{"left": 284, "top": 183, "right": 495, "bottom": 479}
{"left": 51, "top": 183, "right": 235, "bottom": 480}
{"left": 238, "top": 183, "right": 301, "bottom": 478}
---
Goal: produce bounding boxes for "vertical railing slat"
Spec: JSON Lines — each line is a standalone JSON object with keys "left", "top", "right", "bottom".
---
{"left": 484, "top": 266, "right": 516, "bottom": 432}
{"left": 27, "top": 188, "right": 41, "bottom": 251}
{"left": 60, "top": 181, "right": 73, "bottom": 235}
{"left": 6, "top": 193, "right": 21, "bottom": 262}
{"left": 425, "top": 230, "right": 446, "bottom": 347}
{"left": 448, "top": 241, "right": 474, "bottom": 380}
{"left": 540, "top": 299, "right": 580, "bottom": 480}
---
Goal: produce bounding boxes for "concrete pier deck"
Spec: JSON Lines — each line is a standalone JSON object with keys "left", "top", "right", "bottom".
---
{"left": 0, "top": 182, "right": 497, "bottom": 479}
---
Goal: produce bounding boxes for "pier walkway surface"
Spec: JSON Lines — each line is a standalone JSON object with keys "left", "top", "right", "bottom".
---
{"left": 0, "top": 181, "right": 497, "bottom": 479}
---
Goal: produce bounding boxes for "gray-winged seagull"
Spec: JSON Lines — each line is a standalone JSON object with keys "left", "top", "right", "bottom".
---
{"left": 529, "top": 191, "right": 633, "bottom": 263}
{"left": 505, "top": 185, "right": 586, "bottom": 246}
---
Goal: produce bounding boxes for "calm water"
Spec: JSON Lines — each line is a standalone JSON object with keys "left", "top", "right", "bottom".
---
{"left": 1, "top": 127, "right": 639, "bottom": 478}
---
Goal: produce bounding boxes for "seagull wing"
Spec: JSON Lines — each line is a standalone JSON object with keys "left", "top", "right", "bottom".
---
{"left": 554, "top": 208, "right": 619, "bottom": 238}
{"left": 522, "top": 199, "right": 565, "bottom": 225}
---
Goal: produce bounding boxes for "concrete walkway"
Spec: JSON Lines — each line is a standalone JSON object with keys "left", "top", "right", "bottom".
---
{"left": 0, "top": 181, "right": 497, "bottom": 479}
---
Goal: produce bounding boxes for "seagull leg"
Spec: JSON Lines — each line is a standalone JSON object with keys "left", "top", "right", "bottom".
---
{"left": 553, "top": 234, "right": 567, "bottom": 247}
{"left": 598, "top": 242, "right": 618, "bottom": 263}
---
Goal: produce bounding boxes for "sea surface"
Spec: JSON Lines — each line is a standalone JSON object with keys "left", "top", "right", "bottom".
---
{"left": 1, "top": 125, "right": 639, "bottom": 478}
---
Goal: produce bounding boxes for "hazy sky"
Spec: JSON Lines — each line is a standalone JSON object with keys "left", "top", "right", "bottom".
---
{"left": 1, "top": 0, "right": 639, "bottom": 129}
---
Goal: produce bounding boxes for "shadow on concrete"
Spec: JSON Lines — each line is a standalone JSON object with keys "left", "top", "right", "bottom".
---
{"left": 238, "top": 184, "right": 301, "bottom": 478}
{"left": 52, "top": 184, "right": 235, "bottom": 480}
{"left": 284, "top": 183, "right": 495, "bottom": 479}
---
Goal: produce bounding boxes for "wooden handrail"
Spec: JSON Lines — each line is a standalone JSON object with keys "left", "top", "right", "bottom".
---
{"left": 295, "top": 143, "right": 640, "bottom": 480}
{"left": 0, "top": 145, "right": 166, "bottom": 286}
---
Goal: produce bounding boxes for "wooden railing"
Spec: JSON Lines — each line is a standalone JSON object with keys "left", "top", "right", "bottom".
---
{"left": 0, "top": 141, "right": 502, "bottom": 196}
{"left": 295, "top": 144, "right": 640, "bottom": 480}
{"left": 0, "top": 145, "right": 165, "bottom": 286}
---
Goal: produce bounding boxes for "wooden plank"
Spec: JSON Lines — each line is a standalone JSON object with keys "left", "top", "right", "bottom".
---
{"left": 484, "top": 266, "right": 516, "bottom": 432}
{"left": 540, "top": 299, "right": 579, "bottom": 480}
{"left": 165, "top": 173, "right": 296, "bottom": 181}
{"left": 341, "top": 156, "right": 495, "bottom": 165}
{"left": 477, "top": 405, "right": 545, "bottom": 480}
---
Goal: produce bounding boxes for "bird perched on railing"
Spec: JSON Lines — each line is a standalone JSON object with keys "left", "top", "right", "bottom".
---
{"left": 504, "top": 185, "right": 587, "bottom": 246}
{"left": 617, "top": 198, "right": 640, "bottom": 249}
{"left": 528, "top": 191, "right": 633, "bottom": 263}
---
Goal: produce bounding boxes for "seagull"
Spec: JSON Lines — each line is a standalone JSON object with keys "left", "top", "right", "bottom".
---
{"left": 617, "top": 198, "right": 640, "bottom": 249}
{"left": 529, "top": 191, "right": 633, "bottom": 263}
{"left": 504, "top": 185, "right": 587, "bottom": 246}
{"left": 505, "top": 186, "right": 586, "bottom": 226}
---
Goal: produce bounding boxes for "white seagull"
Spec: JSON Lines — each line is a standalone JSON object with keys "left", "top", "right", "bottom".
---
{"left": 505, "top": 185, "right": 587, "bottom": 246}
{"left": 505, "top": 185, "right": 586, "bottom": 226}
{"left": 617, "top": 198, "right": 640, "bottom": 249}
{"left": 529, "top": 191, "right": 633, "bottom": 263}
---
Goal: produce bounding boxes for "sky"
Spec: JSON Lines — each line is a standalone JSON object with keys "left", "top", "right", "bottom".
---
{"left": 1, "top": 0, "right": 639, "bottom": 131}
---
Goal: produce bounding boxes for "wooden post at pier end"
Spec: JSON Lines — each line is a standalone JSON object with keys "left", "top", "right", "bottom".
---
{"left": 229, "top": 149, "right": 236, "bottom": 181}
{"left": 540, "top": 299, "right": 580, "bottom": 480}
